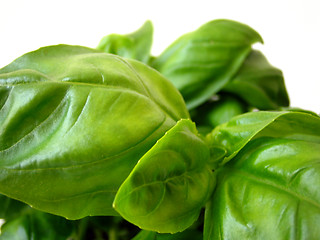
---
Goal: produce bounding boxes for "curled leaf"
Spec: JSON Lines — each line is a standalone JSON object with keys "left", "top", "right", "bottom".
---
{"left": 114, "top": 119, "right": 214, "bottom": 233}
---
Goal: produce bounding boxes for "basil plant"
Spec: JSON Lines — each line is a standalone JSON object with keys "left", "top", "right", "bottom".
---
{"left": 0, "top": 19, "right": 319, "bottom": 240}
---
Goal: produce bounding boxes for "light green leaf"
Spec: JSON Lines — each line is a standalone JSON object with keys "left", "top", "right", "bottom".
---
{"left": 0, "top": 45, "right": 189, "bottom": 219}
{"left": 152, "top": 19, "right": 263, "bottom": 109}
{"left": 97, "top": 21, "right": 153, "bottom": 63}
{"left": 114, "top": 119, "right": 214, "bottom": 233}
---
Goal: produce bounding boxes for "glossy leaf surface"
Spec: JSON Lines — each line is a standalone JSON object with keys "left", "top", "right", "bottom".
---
{"left": 97, "top": 21, "right": 153, "bottom": 63}
{"left": 206, "top": 111, "right": 320, "bottom": 166}
{"left": 204, "top": 111, "right": 320, "bottom": 239}
{"left": 152, "top": 19, "right": 262, "bottom": 109}
{"left": 114, "top": 119, "right": 214, "bottom": 233}
{"left": 0, "top": 45, "right": 189, "bottom": 219}
{"left": 223, "top": 50, "right": 289, "bottom": 109}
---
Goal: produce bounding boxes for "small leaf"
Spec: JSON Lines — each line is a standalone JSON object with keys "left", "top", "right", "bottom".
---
{"left": 192, "top": 94, "right": 247, "bottom": 130}
{"left": 97, "top": 21, "right": 153, "bottom": 63}
{"left": 114, "top": 119, "right": 215, "bottom": 233}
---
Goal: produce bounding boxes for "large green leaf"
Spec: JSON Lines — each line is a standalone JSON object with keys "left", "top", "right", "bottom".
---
{"left": 97, "top": 20, "right": 153, "bottom": 63}
{"left": 223, "top": 50, "right": 289, "bottom": 109}
{"left": 151, "top": 19, "right": 262, "bottom": 109}
{"left": 204, "top": 111, "right": 320, "bottom": 239}
{"left": 114, "top": 119, "right": 214, "bottom": 233}
{"left": 0, "top": 45, "right": 189, "bottom": 219}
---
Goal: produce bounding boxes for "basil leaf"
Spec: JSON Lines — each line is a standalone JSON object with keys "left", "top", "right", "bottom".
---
{"left": 192, "top": 94, "right": 247, "bottom": 130}
{"left": 204, "top": 111, "right": 320, "bottom": 239}
{"left": 223, "top": 50, "right": 289, "bottom": 109}
{"left": 114, "top": 119, "right": 214, "bottom": 233}
{"left": 0, "top": 45, "right": 189, "bottom": 220}
{"left": 152, "top": 19, "right": 263, "bottom": 109}
{"left": 97, "top": 20, "right": 153, "bottom": 63}
{"left": 204, "top": 137, "right": 320, "bottom": 239}
{"left": 206, "top": 111, "right": 320, "bottom": 167}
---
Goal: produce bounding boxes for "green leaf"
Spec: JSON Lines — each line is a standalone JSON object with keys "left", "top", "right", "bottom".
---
{"left": 152, "top": 19, "right": 263, "bottom": 109}
{"left": 0, "top": 45, "right": 189, "bottom": 220}
{"left": 204, "top": 111, "right": 320, "bottom": 239}
{"left": 114, "top": 119, "right": 214, "bottom": 233}
{"left": 204, "top": 137, "right": 320, "bottom": 239}
{"left": 223, "top": 50, "right": 289, "bottom": 109}
{"left": 97, "top": 21, "right": 153, "bottom": 63}
{"left": 206, "top": 111, "right": 320, "bottom": 167}
{"left": 192, "top": 94, "right": 247, "bottom": 130}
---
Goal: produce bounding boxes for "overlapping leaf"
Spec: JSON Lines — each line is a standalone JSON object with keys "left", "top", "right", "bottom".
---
{"left": 204, "top": 111, "right": 320, "bottom": 239}
{"left": 0, "top": 45, "right": 189, "bottom": 219}
{"left": 114, "top": 119, "right": 214, "bottom": 233}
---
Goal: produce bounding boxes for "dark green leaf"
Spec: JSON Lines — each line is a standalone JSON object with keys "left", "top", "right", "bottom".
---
{"left": 0, "top": 195, "right": 28, "bottom": 221}
{"left": 192, "top": 94, "right": 247, "bottom": 130}
{"left": 114, "top": 119, "right": 214, "bottom": 233}
{"left": 223, "top": 50, "right": 289, "bottom": 109}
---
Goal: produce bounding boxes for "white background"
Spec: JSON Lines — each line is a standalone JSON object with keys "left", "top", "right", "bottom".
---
{"left": 0, "top": 0, "right": 319, "bottom": 113}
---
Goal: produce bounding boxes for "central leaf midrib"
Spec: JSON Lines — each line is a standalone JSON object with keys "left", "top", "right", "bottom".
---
{"left": 5, "top": 80, "right": 179, "bottom": 122}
